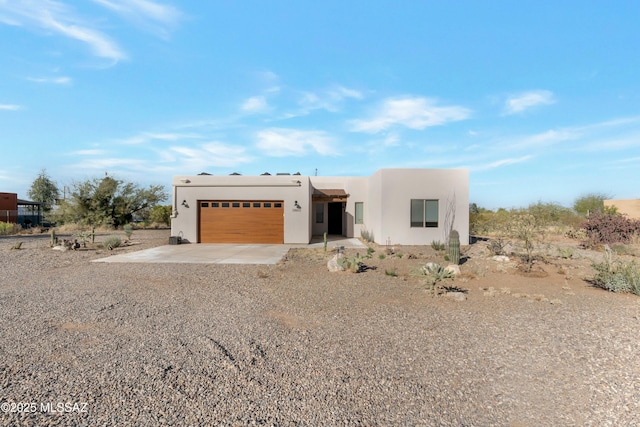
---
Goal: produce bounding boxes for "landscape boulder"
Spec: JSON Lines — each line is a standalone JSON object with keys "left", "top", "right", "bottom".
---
{"left": 327, "top": 254, "right": 346, "bottom": 272}
{"left": 444, "top": 264, "right": 461, "bottom": 276}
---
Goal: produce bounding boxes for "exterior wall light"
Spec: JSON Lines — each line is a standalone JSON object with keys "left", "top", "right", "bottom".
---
{"left": 181, "top": 200, "right": 189, "bottom": 208}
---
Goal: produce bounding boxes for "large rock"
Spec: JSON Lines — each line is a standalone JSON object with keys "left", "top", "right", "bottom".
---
{"left": 492, "top": 255, "right": 510, "bottom": 262}
{"left": 444, "top": 264, "right": 461, "bottom": 276}
{"left": 327, "top": 254, "right": 345, "bottom": 272}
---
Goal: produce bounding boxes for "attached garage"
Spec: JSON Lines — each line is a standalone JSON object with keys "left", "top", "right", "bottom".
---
{"left": 199, "top": 200, "right": 284, "bottom": 244}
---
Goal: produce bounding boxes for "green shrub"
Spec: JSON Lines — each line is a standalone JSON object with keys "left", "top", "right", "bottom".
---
{"left": 337, "top": 253, "right": 364, "bottom": 273}
{"left": 385, "top": 269, "right": 397, "bottom": 277}
{"left": 592, "top": 248, "right": 640, "bottom": 295}
{"left": 74, "top": 230, "right": 94, "bottom": 248}
{"left": 431, "top": 240, "right": 445, "bottom": 251}
{"left": 102, "top": 236, "right": 122, "bottom": 250}
{"left": 557, "top": 247, "right": 574, "bottom": 259}
{"left": 366, "top": 247, "right": 375, "bottom": 258}
{"left": 378, "top": 254, "right": 386, "bottom": 260}
{"left": 0, "top": 222, "right": 21, "bottom": 236}
{"left": 419, "top": 262, "right": 454, "bottom": 295}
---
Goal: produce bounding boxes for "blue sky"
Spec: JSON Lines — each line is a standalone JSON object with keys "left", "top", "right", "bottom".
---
{"left": 1, "top": 1, "right": 639, "bottom": 209}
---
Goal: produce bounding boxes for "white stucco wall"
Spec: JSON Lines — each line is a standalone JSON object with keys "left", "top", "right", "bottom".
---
{"left": 373, "top": 169, "right": 469, "bottom": 246}
{"left": 171, "top": 175, "right": 311, "bottom": 244}
{"left": 170, "top": 168, "right": 469, "bottom": 245}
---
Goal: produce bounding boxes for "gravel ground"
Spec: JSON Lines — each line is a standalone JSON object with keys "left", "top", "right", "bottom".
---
{"left": 1, "top": 230, "right": 639, "bottom": 426}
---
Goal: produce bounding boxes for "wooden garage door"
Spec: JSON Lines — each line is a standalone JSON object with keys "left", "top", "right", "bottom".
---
{"left": 199, "top": 201, "right": 284, "bottom": 244}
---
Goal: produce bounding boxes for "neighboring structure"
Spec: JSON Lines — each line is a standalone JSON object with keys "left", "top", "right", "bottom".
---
{"left": 0, "top": 192, "right": 43, "bottom": 226}
{"left": 604, "top": 199, "right": 640, "bottom": 219}
{"left": 170, "top": 168, "right": 469, "bottom": 246}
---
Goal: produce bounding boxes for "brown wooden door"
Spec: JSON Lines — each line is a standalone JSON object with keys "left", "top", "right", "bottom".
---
{"left": 199, "top": 201, "right": 284, "bottom": 243}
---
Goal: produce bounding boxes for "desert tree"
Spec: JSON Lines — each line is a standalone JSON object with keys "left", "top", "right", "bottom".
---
{"left": 573, "top": 193, "right": 612, "bottom": 216}
{"left": 27, "top": 169, "right": 60, "bottom": 213}
{"left": 60, "top": 175, "right": 167, "bottom": 227}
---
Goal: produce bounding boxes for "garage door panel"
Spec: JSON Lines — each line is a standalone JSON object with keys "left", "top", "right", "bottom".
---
{"left": 199, "top": 201, "right": 284, "bottom": 243}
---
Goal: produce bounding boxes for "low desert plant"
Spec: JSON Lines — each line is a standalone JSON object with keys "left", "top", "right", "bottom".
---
{"left": 591, "top": 247, "right": 640, "bottom": 295}
{"left": 581, "top": 212, "right": 640, "bottom": 247}
{"left": 508, "top": 212, "right": 543, "bottom": 271}
{"left": 0, "top": 221, "right": 21, "bottom": 236}
{"left": 337, "top": 253, "right": 365, "bottom": 273}
{"left": 431, "top": 240, "right": 445, "bottom": 251}
{"left": 557, "top": 247, "right": 574, "bottom": 259}
{"left": 366, "top": 247, "right": 375, "bottom": 258}
{"left": 102, "top": 236, "right": 122, "bottom": 250}
{"left": 378, "top": 254, "right": 386, "bottom": 260}
{"left": 487, "top": 237, "right": 508, "bottom": 256}
{"left": 418, "top": 262, "right": 454, "bottom": 295}
{"left": 74, "top": 230, "right": 94, "bottom": 248}
{"left": 360, "top": 227, "right": 374, "bottom": 243}
{"left": 385, "top": 269, "right": 397, "bottom": 277}
{"left": 123, "top": 224, "right": 133, "bottom": 240}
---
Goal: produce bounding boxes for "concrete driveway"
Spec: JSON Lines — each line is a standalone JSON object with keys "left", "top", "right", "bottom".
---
{"left": 92, "top": 237, "right": 366, "bottom": 265}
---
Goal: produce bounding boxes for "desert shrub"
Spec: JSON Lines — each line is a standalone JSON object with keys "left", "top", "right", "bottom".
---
{"left": 123, "top": 224, "right": 133, "bottom": 240}
{"left": 102, "top": 236, "right": 122, "bottom": 250}
{"left": 592, "top": 248, "right": 640, "bottom": 295}
{"left": 507, "top": 211, "right": 544, "bottom": 270}
{"left": 0, "top": 222, "right": 21, "bottom": 235}
{"left": 385, "top": 269, "right": 397, "bottom": 277}
{"left": 74, "top": 230, "right": 94, "bottom": 248}
{"left": 418, "top": 262, "right": 454, "bottom": 295}
{"left": 573, "top": 193, "right": 612, "bottom": 216}
{"left": 366, "top": 247, "right": 375, "bottom": 258}
{"left": 565, "top": 227, "right": 588, "bottom": 240}
{"left": 149, "top": 205, "right": 173, "bottom": 226}
{"left": 360, "top": 227, "right": 374, "bottom": 243}
{"left": 487, "top": 237, "right": 508, "bottom": 256}
{"left": 378, "top": 254, "right": 386, "bottom": 260}
{"left": 431, "top": 240, "right": 445, "bottom": 251}
{"left": 581, "top": 212, "right": 640, "bottom": 247}
{"left": 557, "top": 247, "right": 574, "bottom": 259}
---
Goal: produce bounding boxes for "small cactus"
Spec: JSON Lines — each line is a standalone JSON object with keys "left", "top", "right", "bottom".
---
{"left": 448, "top": 230, "right": 461, "bottom": 265}
{"left": 50, "top": 229, "right": 57, "bottom": 247}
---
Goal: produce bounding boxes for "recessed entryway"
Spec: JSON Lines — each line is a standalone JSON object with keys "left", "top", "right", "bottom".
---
{"left": 327, "top": 202, "right": 343, "bottom": 235}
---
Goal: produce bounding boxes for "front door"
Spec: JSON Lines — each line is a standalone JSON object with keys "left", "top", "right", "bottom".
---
{"left": 328, "top": 202, "right": 343, "bottom": 235}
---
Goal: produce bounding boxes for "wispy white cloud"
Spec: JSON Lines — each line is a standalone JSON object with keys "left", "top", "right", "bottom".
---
{"left": 117, "top": 132, "right": 202, "bottom": 144}
{"left": 350, "top": 96, "right": 471, "bottom": 133}
{"left": 505, "top": 129, "right": 579, "bottom": 150}
{"left": 475, "top": 155, "right": 534, "bottom": 171}
{"left": 27, "top": 76, "right": 72, "bottom": 85}
{"left": 168, "top": 142, "right": 253, "bottom": 169}
{"left": 297, "top": 85, "right": 363, "bottom": 114}
{"left": 90, "top": 0, "right": 183, "bottom": 38}
{"left": 0, "top": 0, "right": 126, "bottom": 63}
{"left": 504, "top": 90, "right": 555, "bottom": 115}
{"left": 256, "top": 128, "right": 337, "bottom": 156}
{"left": 241, "top": 96, "right": 269, "bottom": 113}
{"left": 0, "top": 104, "right": 23, "bottom": 111}
{"left": 69, "top": 157, "right": 145, "bottom": 170}
{"left": 68, "top": 149, "right": 107, "bottom": 156}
